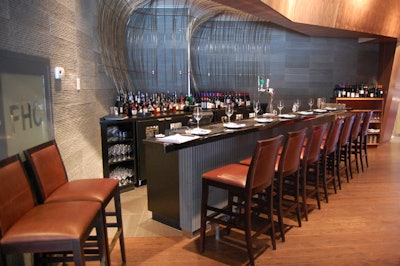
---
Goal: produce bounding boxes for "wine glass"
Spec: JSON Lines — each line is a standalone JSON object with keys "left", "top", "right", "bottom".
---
{"left": 277, "top": 100, "right": 284, "bottom": 115}
{"left": 320, "top": 97, "right": 326, "bottom": 109}
{"left": 253, "top": 99, "right": 260, "bottom": 118}
{"left": 225, "top": 103, "right": 234, "bottom": 123}
{"left": 193, "top": 106, "right": 203, "bottom": 128}
{"left": 308, "top": 98, "right": 314, "bottom": 111}
{"left": 295, "top": 99, "right": 301, "bottom": 111}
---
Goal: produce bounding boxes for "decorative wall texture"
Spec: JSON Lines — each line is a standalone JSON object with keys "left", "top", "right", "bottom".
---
{"left": 0, "top": 0, "right": 115, "bottom": 180}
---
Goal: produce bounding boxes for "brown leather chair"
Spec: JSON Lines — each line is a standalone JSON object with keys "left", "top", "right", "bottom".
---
{"left": 24, "top": 140, "right": 125, "bottom": 262}
{"left": 300, "top": 122, "right": 329, "bottom": 220}
{"left": 274, "top": 128, "right": 308, "bottom": 241}
{"left": 359, "top": 110, "right": 374, "bottom": 171}
{"left": 240, "top": 128, "right": 308, "bottom": 242}
{"left": 336, "top": 114, "right": 355, "bottom": 185}
{"left": 200, "top": 135, "right": 283, "bottom": 266}
{"left": 0, "top": 154, "right": 107, "bottom": 265}
{"left": 319, "top": 119, "right": 344, "bottom": 202}
{"left": 349, "top": 112, "right": 365, "bottom": 175}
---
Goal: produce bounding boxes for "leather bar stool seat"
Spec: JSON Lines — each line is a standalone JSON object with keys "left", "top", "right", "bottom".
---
{"left": 0, "top": 155, "right": 107, "bottom": 265}
{"left": 200, "top": 135, "right": 283, "bottom": 266}
{"left": 24, "top": 140, "right": 126, "bottom": 262}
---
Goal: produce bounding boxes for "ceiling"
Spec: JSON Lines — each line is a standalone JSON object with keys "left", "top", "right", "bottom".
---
{"left": 210, "top": 0, "right": 399, "bottom": 41}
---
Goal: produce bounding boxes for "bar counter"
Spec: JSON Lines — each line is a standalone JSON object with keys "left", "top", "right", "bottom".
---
{"left": 143, "top": 110, "right": 344, "bottom": 236}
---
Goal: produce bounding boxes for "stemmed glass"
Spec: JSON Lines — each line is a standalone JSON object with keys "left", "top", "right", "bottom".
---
{"left": 253, "top": 99, "right": 261, "bottom": 118}
{"left": 277, "top": 100, "right": 284, "bottom": 115}
{"left": 295, "top": 99, "right": 301, "bottom": 112}
{"left": 193, "top": 106, "right": 203, "bottom": 129}
{"left": 308, "top": 98, "right": 314, "bottom": 111}
{"left": 320, "top": 97, "right": 326, "bottom": 109}
{"left": 225, "top": 103, "right": 234, "bottom": 123}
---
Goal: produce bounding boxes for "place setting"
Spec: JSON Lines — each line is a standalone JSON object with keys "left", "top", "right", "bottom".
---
{"left": 222, "top": 103, "right": 247, "bottom": 129}
{"left": 273, "top": 100, "right": 297, "bottom": 120}
{"left": 253, "top": 99, "right": 274, "bottom": 124}
{"left": 187, "top": 106, "right": 212, "bottom": 135}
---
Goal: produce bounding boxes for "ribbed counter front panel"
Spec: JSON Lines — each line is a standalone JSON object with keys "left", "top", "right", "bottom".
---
{"left": 179, "top": 131, "right": 267, "bottom": 233}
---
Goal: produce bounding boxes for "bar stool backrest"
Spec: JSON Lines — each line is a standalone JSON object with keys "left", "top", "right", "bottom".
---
{"left": 306, "top": 122, "right": 329, "bottom": 165}
{"left": 0, "top": 155, "right": 36, "bottom": 237}
{"left": 248, "top": 135, "right": 284, "bottom": 193}
{"left": 351, "top": 112, "right": 365, "bottom": 141}
{"left": 361, "top": 110, "right": 374, "bottom": 137}
{"left": 278, "top": 128, "right": 308, "bottom": 177}
{"left": 24, "top": 140, "right": 68, "bottom": 203}
{"left": 324, "top": 119, "right": 344, "bottom": 155}
{"left": 338, "top": 115, "right": 355, "bottom": 147}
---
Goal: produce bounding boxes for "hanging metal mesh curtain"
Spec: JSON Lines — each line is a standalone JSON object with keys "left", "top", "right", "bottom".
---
{"left": 98, "top": 0, "right": 271, "bottom": 95}
{"left": 191, "top": 16, "right": 271, "bottom": 92}
{"left": 126, "top": 7, "right": 189, "bottom": 94}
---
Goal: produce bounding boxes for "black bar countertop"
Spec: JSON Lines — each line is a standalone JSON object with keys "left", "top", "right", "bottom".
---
{"left": 144, "top": 110, "right": 346, "bottom": 153}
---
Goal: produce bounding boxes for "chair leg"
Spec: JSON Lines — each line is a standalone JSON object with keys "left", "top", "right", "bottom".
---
{"left": 295, "top": 172, "right": 302, "bottom": 227}
{"left": 301, "top": 168, "right": 308, "bottom": 221}
{"left": 276, "top": 180, "right": 285, "bottom": 242}
{"left": 72, "top": 241, "right": 85, "bottom": 266}
{"left": 96, "top": 210, "right": 108, "bottom": 266}
{"left": 346, "top": 145, "right": 352, "bottom": 180}
{"left": 321, "top": 157, "right": 328, "bottom": 203}
{"left": 225, "top": 191, "right": 235, "bottom": 235}
{"left": 341, "top": 146, "right": 350, "bottom": 183}
{"left": 200, "top": 181, "right": 209, "bottom": 252}
{"left": 244, "top": 200, "right": 255, "bottom": 266}
{"left": 359, "top": 139, "right": 365, "bottom": 172}
{"left": 315, "top": 166, "right": 321, "bottom": 210}
{"left": 0, "top": 254, "right": 6, "bottom": 266}
{"left": 336, "top": 151, "right": 342, "bottom": 190}
{"left": 364, "top": 137, "right": 369, "bottom": 168}
{"left": 267, "top": 187, "right": 277, "bottom": 250}
{"left": 114, "top": 192, "right": 126, "bottom": 262}
{"left": 354, "top": 141, "right": 360, "bottom": 173}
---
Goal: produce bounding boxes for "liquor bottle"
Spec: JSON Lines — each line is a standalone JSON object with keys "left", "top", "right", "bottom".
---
{"left": 377, "top": 84, "right": 384, "bottom": 98}
{"left": 369, "top": 86, "right": 375, "bottom": 98}
{"left": 333, "top": 85, "right": 340, "bottom": 98}
{"left": 346, "top": 84, "right": 351, "bottom": 97}
{"left": 355, "top": 86, "right": 359, "bottom": 97}
{"left": 350, "top": 86, "right": 355, "bottom": 98}
{"left": 214, "top": 92, "right": 221, "bottom": 109}
{"left": 245, "top": 92, "right": 251, "bottom": 107}
{"left": 359, "top": 85, "right": 365, "bottom": 98}
{"left": 115, "top": 94, "right": 122, "bottom": 114}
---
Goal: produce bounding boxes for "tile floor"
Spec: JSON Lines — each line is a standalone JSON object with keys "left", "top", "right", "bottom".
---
{"left": 115, "top": 185, "right": 182, "bottom": 238}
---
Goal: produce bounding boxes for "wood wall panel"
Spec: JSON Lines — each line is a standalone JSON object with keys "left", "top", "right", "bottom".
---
{"left": 382, "top": 40, "right": 400, "bottom": 143}
{"left": 261, "top": 0, "right": 400, "bottom": 38}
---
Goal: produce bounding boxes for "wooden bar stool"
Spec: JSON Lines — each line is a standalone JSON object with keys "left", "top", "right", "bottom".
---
{"left": 241, "top": 128, "right": 308, "bottom": 242}
{"left": 200, "top": 135, "right": 283, "bottom": 266}
{"left": 319, "top": 119, "right": 344, "bottom": 203}
{"left": 300, "top": 122, "right": 329, "bottom": 220}
{"left": 349, "top": 112, "right": 365, "bottom": 175}
{"left": 0, "top": 155, "right": 108, "bottom": 266}
{"left": 359, "top": 110, "right": 374, "bottom": 171}
{"left": 336, "top": 115, "right": 355, "bottom": 186}
{"left": 274, "top": 128, "right": 308, "bottom": 240}
{"left": 24, "top": 140, "right": 126, "bottom": 263}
